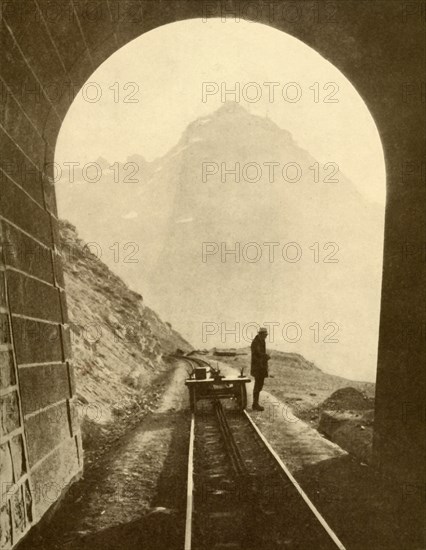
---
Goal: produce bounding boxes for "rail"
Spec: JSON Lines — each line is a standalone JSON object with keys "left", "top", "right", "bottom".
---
{"left": 182, "top": 354, "right": 347, "bottom": 550}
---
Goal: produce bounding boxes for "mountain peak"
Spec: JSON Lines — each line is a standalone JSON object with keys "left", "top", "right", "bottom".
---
{"left": 183, "top": 101, "right": 291, "bottom": 143}
{"left": 215, "top": 101, "right": 249, "bottom": 115}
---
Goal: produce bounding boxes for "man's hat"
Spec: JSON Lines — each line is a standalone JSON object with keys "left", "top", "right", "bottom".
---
{"left": 258, "top": 327, "right": 268, "bottom": 334}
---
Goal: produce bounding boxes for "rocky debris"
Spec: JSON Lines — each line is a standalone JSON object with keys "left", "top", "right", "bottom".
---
{"left": 318, "top": 410, "right": 374, "bottom": 464}
{"left": 321, "top": 387, "right": 375, "bottom": 411}
{"left": 319, "top": 388, "right": 375, "bottom": 464}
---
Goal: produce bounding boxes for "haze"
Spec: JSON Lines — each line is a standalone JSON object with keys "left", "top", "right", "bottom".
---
{"left": 56, "top": 19, "right": 386, "bottom": 382}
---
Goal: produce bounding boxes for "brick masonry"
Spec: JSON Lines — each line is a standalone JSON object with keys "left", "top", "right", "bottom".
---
{"left": 0, "top": 1, "right": 425, "bottom": 547}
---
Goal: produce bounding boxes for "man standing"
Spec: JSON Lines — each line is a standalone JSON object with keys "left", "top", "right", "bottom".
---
{"left": 250, "top": 327, "right": 270, "bottom": 411}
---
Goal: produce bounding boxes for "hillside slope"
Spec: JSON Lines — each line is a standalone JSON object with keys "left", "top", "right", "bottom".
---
{"left": 59, "top": 220, "right": 191, "bottom": 454}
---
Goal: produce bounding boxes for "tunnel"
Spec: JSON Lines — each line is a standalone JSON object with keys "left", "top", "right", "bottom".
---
{"left": 0, "top": 1, "right": 424, "bottom": 547}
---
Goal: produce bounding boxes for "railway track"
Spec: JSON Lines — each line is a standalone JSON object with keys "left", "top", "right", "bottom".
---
{"left": 183, "top": 356, "right": 347, "bottom": 550}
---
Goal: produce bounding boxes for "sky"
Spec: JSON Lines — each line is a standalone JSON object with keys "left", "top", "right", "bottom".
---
{"left": 56, "top": 18, "right": 386, "bottom": 205}
{"left": 56, "top": 19, "right": 386, "bottom": 381}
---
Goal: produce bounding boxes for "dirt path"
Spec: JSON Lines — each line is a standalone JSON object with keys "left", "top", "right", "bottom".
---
{"left": 71, "top": 362, "right": 189, "bottom": 533}
{"left": 20, "top": 361, "right": 191, "bottom": 550}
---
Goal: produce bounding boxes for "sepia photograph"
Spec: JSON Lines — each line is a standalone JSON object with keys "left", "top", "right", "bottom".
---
{"left": 0, "top": 1, "right": 425, "bottom": 549}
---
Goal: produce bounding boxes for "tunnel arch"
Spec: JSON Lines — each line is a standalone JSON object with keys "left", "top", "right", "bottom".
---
{"left": 53, "top": 17, "right": 387, "bottom": 385}
{"left": 0, "top": 2, "right": 424, "bottom": 547}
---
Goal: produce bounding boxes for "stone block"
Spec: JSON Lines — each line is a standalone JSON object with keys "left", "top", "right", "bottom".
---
{"left": 0, "top": 136, "right": 44, "bottom": 205}
{"left": 73, "top": 0, "right": 115, "bottom": 51}
{"left": 0, "top": 443, "right": 14, "bottom": 497}
{"left": 0, "top": 314, "right": 11, "bottom": 345}
{"left": 0, "top": 19, "right": 52, "bottom": 131}
{"left": 1, "top": 222, "right": 55, "bottom": 285}
{"left": 91, "top": 31, "right": 121, "bottom": 69}
{"left": 0, "top": 174, "right": 52, "bottom": 246}
{"left": 0, "top": 500, "right": 12, "bottom": 549}
{"left": 0, "top": 86, "right": 23, "bottom": 134}
{"left": 0, "top": 391, "right": 20, "bottom": 436}
{"left": 7, "top": 271, "right": 61, "bottom": 322}
{"left": 11, "top": 484, "right": 26, "bottom": 537}
{"left": 25, "top": 401, "right": 71, "bottom": 466}
{"left": 0, "top": 2, "right": 41, "bottom": 41}
{"left": 0, "top": 93, "right": 45, "bottom": 173}
{"left": 10, "top": 435, "right": 26, "bottom": 480}
{"left": 38, "top": 0, "right": 87, "bottom": 74}
{"left": 5, "top": 2, "right": 67, "bottom": 92}
{"left": 66, "top": 49, "right": 93, "bottom": 99}
{"left": 11, "top": 318, "right": 62, "bottom": 365}
{"left": 0, "top": 350, "right": 15, "bottom": 389}
{"left": 30, "top": 435, "right": 80, "bottom": 519}
{"left": 19, "top": 363, "right": 70, "bottom": 415}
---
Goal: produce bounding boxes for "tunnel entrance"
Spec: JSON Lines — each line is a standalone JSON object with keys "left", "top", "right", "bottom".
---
{"left": 54, "top": 18, "right": 386, "bottom": 385}
{"left": 0, "top": 3, "right": 424, "bottom": 548}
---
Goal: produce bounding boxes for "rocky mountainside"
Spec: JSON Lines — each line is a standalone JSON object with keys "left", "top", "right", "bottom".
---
{"left": 59, "top": 220, "right": 191, "bottom": 453}
{"left": 56, "top": 103, "right": 384, "bottom": 381}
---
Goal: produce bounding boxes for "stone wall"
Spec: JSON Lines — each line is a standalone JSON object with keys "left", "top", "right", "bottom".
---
{"left": 0, "top": 1, "right": 424, "bottom": 547}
